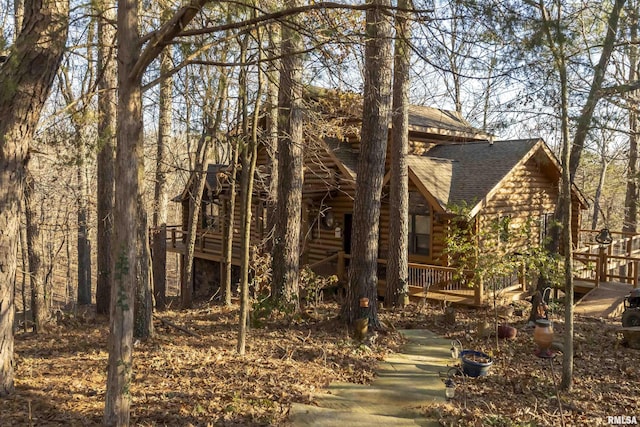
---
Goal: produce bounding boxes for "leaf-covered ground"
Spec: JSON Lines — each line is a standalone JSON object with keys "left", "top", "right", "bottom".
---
{"left": 398, "top": 301, "right": 639, "bottom": 427}
{"left": 2, "top": 300, "right": 638, "bottom": 426}
{"left": 2, "top": 302, "right": 403, "bottom": 426}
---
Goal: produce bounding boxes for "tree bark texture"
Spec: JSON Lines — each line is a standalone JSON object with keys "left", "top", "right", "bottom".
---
{"left": 24, "top": 167, "right": 48, "bottom": 332}
{"left": 182, "top": 132, "right": 213, "bottom": 309}
{"left": 0, "top": 0, "right": 69, "bottom": 397}
{"left": 271, "top": 0, "right": 304, "bottom": 309}
{"left": 96, "top": 0, "right": 116, "bottom": 315}
{"left": 568, "top": 0, "right": 626, "bottom": 181}
{"left": 77, "top": 127, "right": 92, "bottom": 305}
{"left": 342, "top": 0, "right": 393, "bottom": 326}
{"left": 624, "top": 0, "right": 638, "bottom": 233}
{"left": 265, "top": 26, "right": 280, "bottom": 250}
{"left": 238, "top": 39, "right": 263, "bottom": 355}
{"left": 134, "top": 201, "right": 153, "bottom": 340}
{"left": 152, "top": 45, "right": 173, "bottom": 311}
{"left": 104, "top": 0, "right": 141, "bottom": 423}
{"left": 222, "top": 149, "right": 239, "bottom": 306}
{"left": 386, "top": 0, "right": 411, "bottom": 308}
{"left": 591, "top": 158, "right": 608, "bottom": 230}
{"left": 537, "top": 0, "right": 575, "bottom": 389}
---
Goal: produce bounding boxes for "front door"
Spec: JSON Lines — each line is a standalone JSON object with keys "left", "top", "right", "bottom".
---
{"left": 343, "top": 213, "right": 352, "bottom": 254}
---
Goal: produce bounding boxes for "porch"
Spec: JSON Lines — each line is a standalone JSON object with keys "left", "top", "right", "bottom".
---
{"left": 573, "top": 229, "right": 640, "bottom": 292}
{"left": 311, "top": 251, "right": 528, "bottom": 307}
{"left": 161, "top": 226, "right": 640, "bottom": 307}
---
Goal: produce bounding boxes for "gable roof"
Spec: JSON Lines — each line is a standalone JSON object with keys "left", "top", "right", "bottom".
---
{"left": 176, "top": 164, "right": 228, "bottom": 201}
{"left": 415, "top": 139, "right": 540, "bottom": 216}
{"left": 404, "top": 138, "right": 588, "bottom": 217}
{"left": 408, "top": 105, "right": 492, "bottom": 141}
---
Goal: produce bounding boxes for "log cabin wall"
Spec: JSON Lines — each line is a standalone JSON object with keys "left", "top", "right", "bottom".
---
{"left": 476, "top": 152, "right": 559, "bottom": 253}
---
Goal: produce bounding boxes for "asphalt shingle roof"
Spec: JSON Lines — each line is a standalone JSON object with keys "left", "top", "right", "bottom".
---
{"left": 411, "top": 139, "right": 541, "bottom": 211}
{"left": 408, "top": 105, "right": 486, "bottom": 137}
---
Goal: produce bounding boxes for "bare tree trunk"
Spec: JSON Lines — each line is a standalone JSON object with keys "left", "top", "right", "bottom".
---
{"left": 102, "top": 3, "right": 207, "bottom": 420}
{"left": 14, "top": 0, "right": 24, "bottom": 33}
{"left": 152, "top": 45, "right": 173, "bottom": 311}
{"left": 535, "top": 0, "right": 626, "bottom": 389}
{"left": 96, "top": 0, "right": 116, "bottom": 315}
{"left": 568, "top": 0, "right": 627, "bottom": 180}
{"left": 222, "top": 37, "right": 248, "bottom": 307}
{"left": 66, "top": 221, "right": 73, "bottom": 305}
{"left": 20, "top": 214, "right": 28, "bottom": 332}
{"left": 77, "top": 129, "right": 92, "bottom": 306}
{"left": 386, "top": 0, "right": 411, "bottom": 308}
{"left": 591, "top": 157, "right": 608, "bottom": 230}
{"left": 559, "top": 61, "right": 575, "bottom": 391}
{"left": 24, "top": 167, "right": 48, "bottom": 332}
{"left": 265, "top": 26, "right": 280, "bottom": 249}
{"left": 134, "top": 202, "right": 153, "bottom": 339}
{"left": 181, "top": 53, "right": 229, "bottom": 310}
{"left": 341, "top": 0, "right": 393, "bottom": 327}
{"left": 625, "top": 0, "right": 639, "bottom": 233}
{"left": 104, "top": 0, "right": 141, "bottom": 422}
{"left": 182, "top": 132, "right": 213, "bottom": 309}
{"left": 271, "top": 0, "right": 304, "bottom": 310}
{"left": 0, "top": 0, "right": 69, "bottom": 397}
{"left": 222, "top": 146, "right": 239, "bottom": 306}
{"left": 238, "top": 33, "right": 263, "bottom": 355}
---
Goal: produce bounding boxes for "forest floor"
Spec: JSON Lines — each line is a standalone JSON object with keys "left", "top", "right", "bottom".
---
{"left": 2, "top": 299, "right": 638, "bottom": 426}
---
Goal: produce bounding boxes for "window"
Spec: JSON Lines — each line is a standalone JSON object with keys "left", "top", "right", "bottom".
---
{"left": 409, "top": 213, "right": 431, "bottom": 256}
{"left": 540, "top": 213, "right": 554, "bottom": 245}
{"left": 202, "top": 201, "right": 220, "bottom": 231}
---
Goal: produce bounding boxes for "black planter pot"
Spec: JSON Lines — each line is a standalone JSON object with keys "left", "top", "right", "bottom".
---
{"left": 460, "top": 350, "right": 493, "bottom": 377}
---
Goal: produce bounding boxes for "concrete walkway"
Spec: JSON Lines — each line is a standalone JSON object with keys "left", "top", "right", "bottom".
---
{"left": 288, "top": 329, "right": 451, "bottom": 426}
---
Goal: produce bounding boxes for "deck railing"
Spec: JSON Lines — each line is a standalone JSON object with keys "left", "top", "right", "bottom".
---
{"left": 163, "top": 225, "right": 227, "bottom": 260}
{"left": 336, "top": 251, "right": 524, "bottom": 305}
{"left": 576, "top": 229, "right": 640, "bottom": 288}
{"left": 572, "top": 252, "right": 600, "bottom": 285}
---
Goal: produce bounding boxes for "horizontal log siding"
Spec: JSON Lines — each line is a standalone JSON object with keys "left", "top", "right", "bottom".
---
{"left": 305, "top": 192, "right": 353, "bottom": 264}
{"left": 431, "top": 218, "right": 447, "bottom": 265}
{"left": 477, "top": 155, "right": 558, "bottom": 252}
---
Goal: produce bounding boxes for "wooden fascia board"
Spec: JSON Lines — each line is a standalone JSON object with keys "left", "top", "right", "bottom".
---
{"left": 320, "top": 138, "right": 356, "bottom": 181}
{"left": 407, "top": 167, "right": 447, "bottom": 214}
{"left": 535, "top": 141, "right": 589, "bottom": 209}
{"left": 467, "top": 139, "right": 544, "bottom": 218}
{"left": 178, "top": 173, "right": 197, "bottom": 202}
{"left": 407, "top": 124, "right": 493, "bottom": 142}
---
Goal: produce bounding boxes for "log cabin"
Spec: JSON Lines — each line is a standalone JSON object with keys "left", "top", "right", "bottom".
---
{"left": 163, "top": 89, "right": 588, "bottom": 306}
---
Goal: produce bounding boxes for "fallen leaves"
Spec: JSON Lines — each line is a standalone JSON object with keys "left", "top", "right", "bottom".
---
{"left": 3, "top": 302, "right": 402, "bottom": 426}
{"left": 6, "top": 300, "right": 633, "bottom": 426}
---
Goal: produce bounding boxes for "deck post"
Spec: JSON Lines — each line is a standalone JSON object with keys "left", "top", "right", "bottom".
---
{"left": 337, "top": 251, "right": 345, "bottom": 282}
{"left": 634, "top": 261, "right": 638, "bottom": 288}
{"left": 598, "top": 246, "right": 607, "bottom": 286}
{"left": 171, "top": 228, "right": 176, "bottom": 248}
{"left": 519, "top": 262, "right": 526, "bottom": 291}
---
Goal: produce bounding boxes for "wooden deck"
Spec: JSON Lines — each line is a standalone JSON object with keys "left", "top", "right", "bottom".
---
{"left": 160, "top": 227, "right": 640, "bottom": 309}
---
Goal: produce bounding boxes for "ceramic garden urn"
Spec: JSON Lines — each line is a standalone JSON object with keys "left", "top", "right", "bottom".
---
{"left": 533, "top": 319, "right": 554, "bottom": 356}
